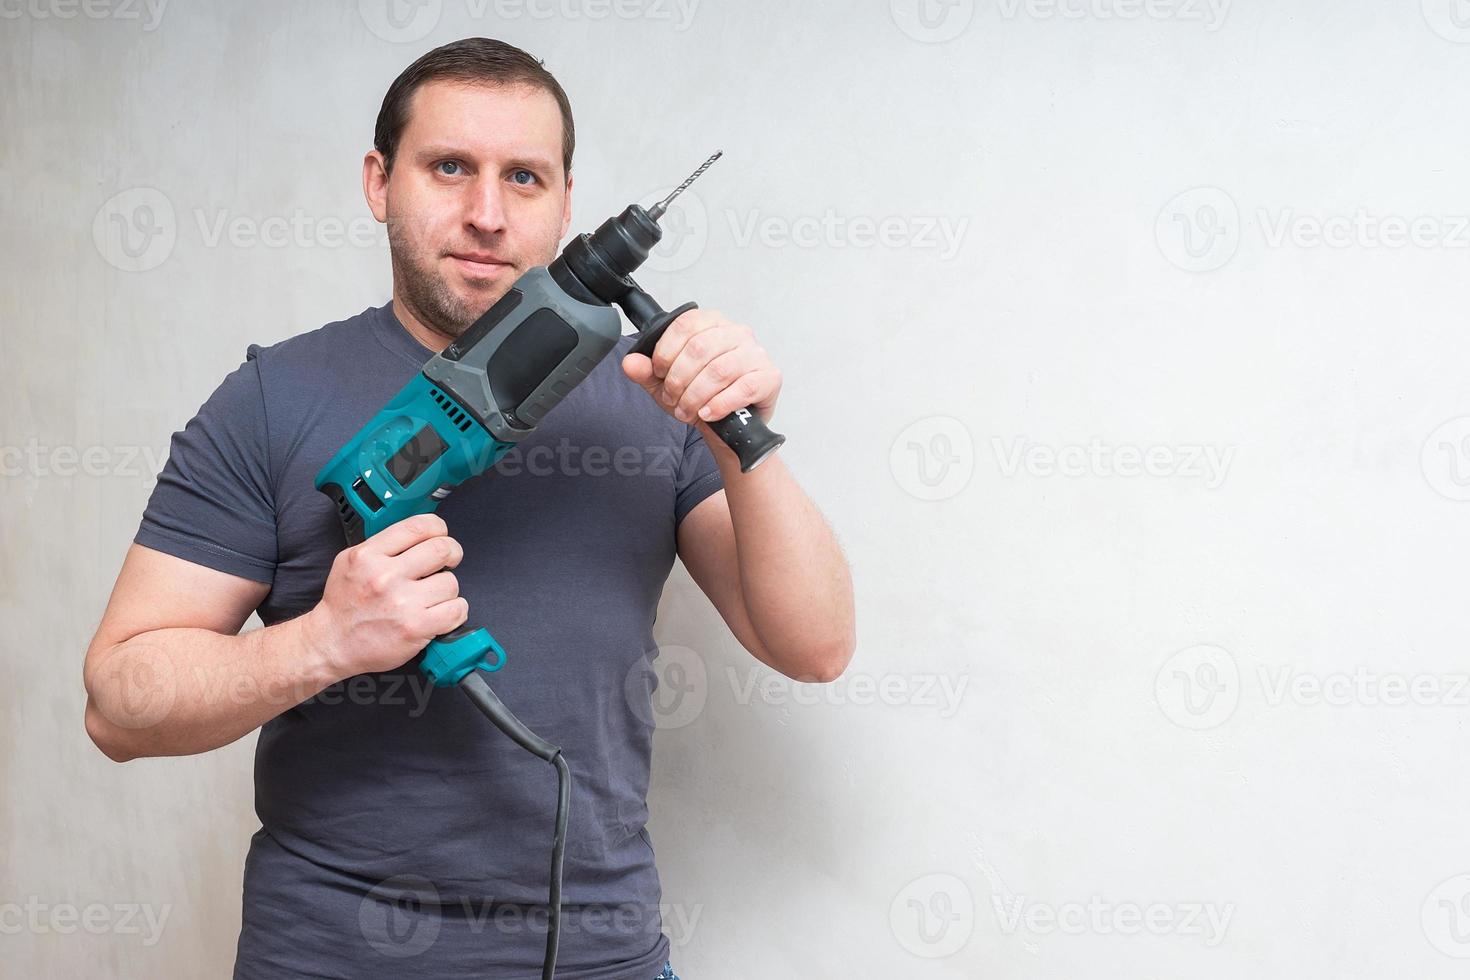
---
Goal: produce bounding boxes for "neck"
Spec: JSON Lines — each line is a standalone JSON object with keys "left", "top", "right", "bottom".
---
{"left": 390, "top": 295, "right": 453, "bottom": 355}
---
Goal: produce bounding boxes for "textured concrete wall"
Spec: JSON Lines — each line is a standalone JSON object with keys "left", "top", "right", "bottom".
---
{"left": 5, "top": 1, "right": 1470, "bottom": 976}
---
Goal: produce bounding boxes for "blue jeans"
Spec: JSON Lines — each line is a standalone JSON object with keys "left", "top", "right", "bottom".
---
{"left": 655, "top": 962, "right": 680, "bottom": 979}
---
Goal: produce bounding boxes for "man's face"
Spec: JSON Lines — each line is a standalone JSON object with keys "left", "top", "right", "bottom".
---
{"left": 366, "top": 79, "right": 572, "bottom": 339}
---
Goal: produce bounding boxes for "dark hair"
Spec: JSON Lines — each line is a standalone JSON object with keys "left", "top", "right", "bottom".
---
{"left": 374, "top": 37, "right": 574, "bottom": 180}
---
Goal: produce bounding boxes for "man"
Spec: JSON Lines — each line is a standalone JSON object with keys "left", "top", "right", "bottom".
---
{"left": 82, "top": 37, "right": 854, "bottom": 980}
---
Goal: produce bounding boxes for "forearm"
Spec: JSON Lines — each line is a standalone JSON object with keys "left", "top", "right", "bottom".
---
{"left": 83, "top": 612, "right": 339, "bottom": 762}
{"left": 710, "top": 440, "right": 856, "bottom": 680}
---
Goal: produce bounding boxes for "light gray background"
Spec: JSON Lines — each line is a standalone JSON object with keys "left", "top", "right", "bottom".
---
{"left": 4, "top": 0, "right": 1470, "bottom": 976}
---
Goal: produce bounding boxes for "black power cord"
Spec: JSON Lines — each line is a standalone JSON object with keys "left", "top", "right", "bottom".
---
{"left": 459, "top": 670, "right": 572, "bottom": 980}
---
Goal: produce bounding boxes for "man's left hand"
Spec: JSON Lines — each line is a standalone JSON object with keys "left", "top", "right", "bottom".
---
{"left": 620, "top": 308, "right": 782, "bottom": 431}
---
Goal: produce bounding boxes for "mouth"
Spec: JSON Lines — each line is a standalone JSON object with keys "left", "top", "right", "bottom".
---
{"left": 448, "top": 253, "right": 513, "bottom": 280}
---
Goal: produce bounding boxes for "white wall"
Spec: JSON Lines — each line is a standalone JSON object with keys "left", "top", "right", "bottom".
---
{"left": 5, "top": 0, "right": 1470, "bottom": 976}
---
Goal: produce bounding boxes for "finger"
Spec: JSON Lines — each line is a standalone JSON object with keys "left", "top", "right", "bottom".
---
{"left": 660, "top": 324, "right": 747, "bottom": 407}
{"left": 650, "top": 309, "right": 722, "bottom": 379}
{"left": 621, "top": 352, "right": 657, "bottom": 391}
{"left": 396, "top": 534, "right": 463, "bottom": 579}
{"left": 368, "top": 512, "right": 449, "bottom": 557}
{"left": 697, "top": 369, "right": 781, "bottom": 423}
{"left": 425, "top": 596, "right": 471, "bottom": 636}
{"left": 673, "top": 348, "right": 755, "bottom": 423}
{"left": 413, "top": 569, "right": 460, "bottom": 608}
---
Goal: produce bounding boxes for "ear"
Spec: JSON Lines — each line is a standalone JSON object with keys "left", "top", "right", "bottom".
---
{"left": 363, "top": 150, "right": 390, "bottom": 223}
{"left": 559, "top": 171, "right": 574, "bottom": 242}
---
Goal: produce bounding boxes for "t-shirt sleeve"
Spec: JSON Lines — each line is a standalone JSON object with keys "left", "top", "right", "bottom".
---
{"left": 133, "top": 346, "right": 277, "bottom": 585}
{"left": 674, "top": 421, "right": 725, "bottom": 528}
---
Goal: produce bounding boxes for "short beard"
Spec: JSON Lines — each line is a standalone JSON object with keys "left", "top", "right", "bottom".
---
{"left": 387, "top": 217, "right": 487, "bottom": 340}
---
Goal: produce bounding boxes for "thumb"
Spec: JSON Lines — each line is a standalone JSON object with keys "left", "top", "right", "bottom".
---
{"left": 621, "top": 352, "right": 659, "bottom": 391}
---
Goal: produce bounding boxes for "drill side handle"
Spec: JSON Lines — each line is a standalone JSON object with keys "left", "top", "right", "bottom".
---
{"left": 623, "top": 288, "right": 787, "bottom": 473}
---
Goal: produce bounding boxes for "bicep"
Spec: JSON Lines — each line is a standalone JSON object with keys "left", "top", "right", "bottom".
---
{"left": 675, "top": 490, "right": 772, "bottom": 665}
{"left": 86, "top": 544, "right": 270, "bottom": 673}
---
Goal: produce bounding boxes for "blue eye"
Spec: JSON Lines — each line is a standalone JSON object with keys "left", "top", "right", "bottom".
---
{"left": 511, "top": 169, "right": 537, "bottom": 186}
{"left": 436, "top": 160, "right": 462, "bottom": 176}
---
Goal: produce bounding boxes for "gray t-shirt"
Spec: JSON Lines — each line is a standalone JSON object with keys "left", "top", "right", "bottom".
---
{"left": 134, "top": 301, "right": 722, "bottom": 979}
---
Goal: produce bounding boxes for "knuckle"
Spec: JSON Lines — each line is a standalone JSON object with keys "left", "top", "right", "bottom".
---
{"left": 739, "top": 377, "right": 760, "bottom": 399}
{"left": 442, "top": 571, "right": 460, "bottom": 595}
{"left": 368, "top": 570, "right": 393, "bottom": 595}
{"left": 685, "top": 337, "right": 707, "bottom": 360}
{"left": 707, "top": 360, "right": 732, "bottom": 384}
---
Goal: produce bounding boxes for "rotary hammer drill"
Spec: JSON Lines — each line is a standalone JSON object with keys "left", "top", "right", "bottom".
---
{"left": 313, "top": 153, "right": 782, "bottom": 979}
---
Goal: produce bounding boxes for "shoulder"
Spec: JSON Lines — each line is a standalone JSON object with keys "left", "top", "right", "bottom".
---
{"left": 245, "top": 304, "right": 391, "bottom": 378}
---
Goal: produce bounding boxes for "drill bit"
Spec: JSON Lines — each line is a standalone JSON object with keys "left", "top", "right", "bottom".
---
{"left": 648, "top": 150, "right": 723, "bottom": 221}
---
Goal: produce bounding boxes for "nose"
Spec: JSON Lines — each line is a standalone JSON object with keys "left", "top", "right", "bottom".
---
{"left": 464, "top": 175, "right": 509, "bottom": 238}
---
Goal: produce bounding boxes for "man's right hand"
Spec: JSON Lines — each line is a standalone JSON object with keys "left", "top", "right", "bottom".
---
{"left": 304, "top": 513, "right": 468, "bottom": 678}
